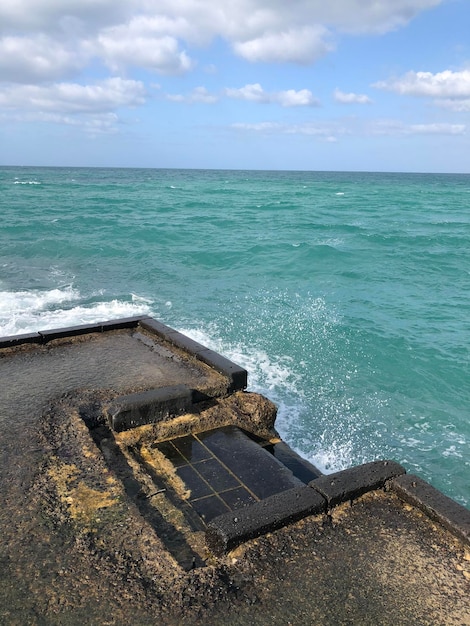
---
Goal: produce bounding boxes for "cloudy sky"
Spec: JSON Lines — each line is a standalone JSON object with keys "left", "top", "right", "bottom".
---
{"left": 1, "top": 0, "right": 469, "bottom": 172}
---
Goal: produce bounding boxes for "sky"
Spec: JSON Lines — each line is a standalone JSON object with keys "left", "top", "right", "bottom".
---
{"left": 1, "top": 0, "right": 470, "bottom": 172}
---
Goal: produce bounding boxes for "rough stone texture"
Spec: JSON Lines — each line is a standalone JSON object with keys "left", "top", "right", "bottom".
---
{"left": 114, "top": 391, "right": 279, "bottom": 448}
{"left": 310, "top": 460, "right": 406, "bottom": 507}
{"left": 107, "top": 385, "right": 194, "bottom": 431}
{"left": 206, "top": 486, "right": 326, "bottom": 555}
{"left": 391, "top": 473, "right": 470, "bottom": 547}
{"left": 210, "top": 491, "right": 470, "bottom": 626}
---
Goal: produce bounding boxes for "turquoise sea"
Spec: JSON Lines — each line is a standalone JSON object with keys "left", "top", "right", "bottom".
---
{"left": 1, "top": 166, "right": 469, "bottom": 507}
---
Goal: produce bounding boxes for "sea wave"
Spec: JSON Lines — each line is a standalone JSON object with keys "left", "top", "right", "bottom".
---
{"left": 0, "top": 286, "right": 153, "bottom": 336}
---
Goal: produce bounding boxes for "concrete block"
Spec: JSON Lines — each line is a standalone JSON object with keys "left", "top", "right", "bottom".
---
{"left": 39, "top": 316, "right": 149, "bottom": 342}
{"left": 107, "top": 384, "right": 193, "bottom": 432}
{"left": 138, "top": 317, "right": 182, "bottom": 340}
{"left": 0, "top": 332, "right": 42, "bottom": 348}
{"left": 206, "top": 486, "right": 326, "bottom": 555}
{"left": 39, "top": 322, "right": 103, "bottom": 342}
{"left": 390, "top": 474, "right": 470, "bottom": 546}
{"left": 196, "top": 349, "right": 247, "bottom": 391}
{"left": 309, "top": 460, "right": 406, "bottom": 507}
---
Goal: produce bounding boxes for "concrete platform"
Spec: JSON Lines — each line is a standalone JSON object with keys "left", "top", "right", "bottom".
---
{"left": 0, "top": 317, "right": 468, "bottom": 625}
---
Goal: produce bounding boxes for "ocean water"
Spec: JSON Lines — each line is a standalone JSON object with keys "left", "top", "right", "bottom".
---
{"left": 1, "top": 166, "right": 469, "bottom": 507}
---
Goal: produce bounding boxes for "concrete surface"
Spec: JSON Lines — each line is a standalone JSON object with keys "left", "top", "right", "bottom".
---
{"left": 0, "top": 317, "right": 468, "bottom": 626}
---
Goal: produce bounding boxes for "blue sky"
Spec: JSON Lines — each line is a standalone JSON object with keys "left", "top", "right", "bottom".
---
{"left": 1, "top": 0, "right": 469, "bottom": 172}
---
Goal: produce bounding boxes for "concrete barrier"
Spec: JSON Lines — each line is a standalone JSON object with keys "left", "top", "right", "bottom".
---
{"left": 390, "top": 474, "right": 470, "bottom": 547}
{"left": 107, "top": 384, "right": 194, "bottom": 432}
{"left": 309, "top": 460, "right": 406, "bottom": 507}
{"left": 206, "top": 486, "right": 326, "bottom": 555}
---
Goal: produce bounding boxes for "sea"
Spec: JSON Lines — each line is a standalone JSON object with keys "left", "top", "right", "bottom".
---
{"left": 1, "top": 166, "right": 469, "bottom": 508}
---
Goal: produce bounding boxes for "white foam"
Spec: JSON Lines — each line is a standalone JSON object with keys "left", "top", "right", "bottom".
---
{"left": 178, "top": 323, "right": 354, "bottom": 473}
{"left": 0, "top": 287, "right": 153, "bottom": 336}
{"left": 178, "top": 320, "right": 378, "bottom": 475}
{"left": 178, "top": 325, "right": 301, "bottom": 396}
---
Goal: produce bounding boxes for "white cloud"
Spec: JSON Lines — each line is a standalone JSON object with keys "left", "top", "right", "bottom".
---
{"left": 408, "top": 123, "right": 466, "bottom": 135}
{"left": 277, "top": 89, "right": 319, "bottom": 107}
{"left": 33, "top": 111, "right": 120, "bottom": 134}
{"left": 334, "top": 88, "right": 372, "bottom": 104}
{"left": 232, "top": 117, "right": 466, "bottom": 140}
{"left": 232, "top": 120, "right": 345, "bottom": 141}
{"left": 0, "top": 78, "right": 145, "bottom": 123}
{"left": 226, "top": 83, "right": 319, "bottom": 107}
{"left": 0, "top": 0, "right": 446, "bottom": 85}
{"left": 374, "top": 70, "right": 470, "bottom": 98}
{"left": 166, "top": 86, "right": 218, "bottom": 103}
{"left": 226, "top": 83, "right": 268, "bottom": 103}
{"left": 0, "top": 35, "right": 87, "bottom": 82}
{"left": 437, "top": 99, "right": 470, "bottom": 112}
{"left": 0, "top": 0, "right": 128, "bottom": 34}
{"left": 232, "top": 121, "right": 281, "bottom": 133}
{"left": 0, "top": 77, "right": 145, "bottom": 134}
{"left": 316, "top": 0, "right": 443, "bottom": 34}
{"left": 95, "top": 15, "right": 195, "bottom": 74}
{"left": 98, "top": 33, "right": 193, "bottom": 75}
{"left": 233, "top": 26, "right": 334, "bottom": 64}
{"left": 369, "top": 119, "right": 466, "bottom": 136}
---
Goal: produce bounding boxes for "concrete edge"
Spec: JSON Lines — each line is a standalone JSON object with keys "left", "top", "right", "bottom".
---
{"left": 107, "top": 384, "right": 193, "bottom": 432}
{"left": 0, "top": 332, "right": 42, "bottom": 348}
{"left": 309, "top": 460, "right": 406, "bottom": 508}
{"left": 389, "top": 474, "right": 470, "bottom": 547}
{"left": 0, "top": 316, "right": 150, "bottom": 348}
{"left": 0, "top": 316, "right": 248, "bottom": 392}
{"left": 205, "top": 486, "right": 326, "bottom": 556}
{"left": 138, "top": 318, "right": 248, "bottom": 392}
{"left": 39, "top": 316, "right": 149, "bottom": 342}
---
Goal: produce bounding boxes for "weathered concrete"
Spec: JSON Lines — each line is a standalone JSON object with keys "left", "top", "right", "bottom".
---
{"left": 107, "top": 384, "right": 194, "bottom": 431}
{"left": 391, "top": 473, "right": 470, "bottom": 547}
{"left": 310, "top": 460, "right": 406, "bottom": 508}
{"left": 0, "top": 330, "right": 42, "bottom": 348}
{"left": 0, "top": 317, "right": 469, "bottom": 626}
{"left": 206, "top": 485, "right": 326, "bottom": 555}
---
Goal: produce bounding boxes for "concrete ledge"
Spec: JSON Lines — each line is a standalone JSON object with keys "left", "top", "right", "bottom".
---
{"left": 107, "top": 384, "right": 193, "bottom": 432}
{"left": 206, "top": 486, "right": 326, "bottom": 555}
{"left": 139, "top": 318, "right": 247, "bottom": 392}
{"left": 39, "top": 316, "right": 147, "bottom": 342}
{"left": 196, "top": 349, "right": 247, "bottom": 392}
{"left": 138, "top": 317, "right": 180, "bottom": 340}
{"left": 39, "top": 322, "right": 108, "bottom": 341}
{"left": 309, "top": 460, "right": 406, "bottom": 508}
{"left": 390, "top": 474, "right": 470, "bottom": 547}
{"left": 0, "top": 332, "right": 42, "bottom": 348}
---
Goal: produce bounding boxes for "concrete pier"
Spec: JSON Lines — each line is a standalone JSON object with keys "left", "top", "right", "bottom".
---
{"left": 0, "top": 317, "right": 468, "bottom": 625}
